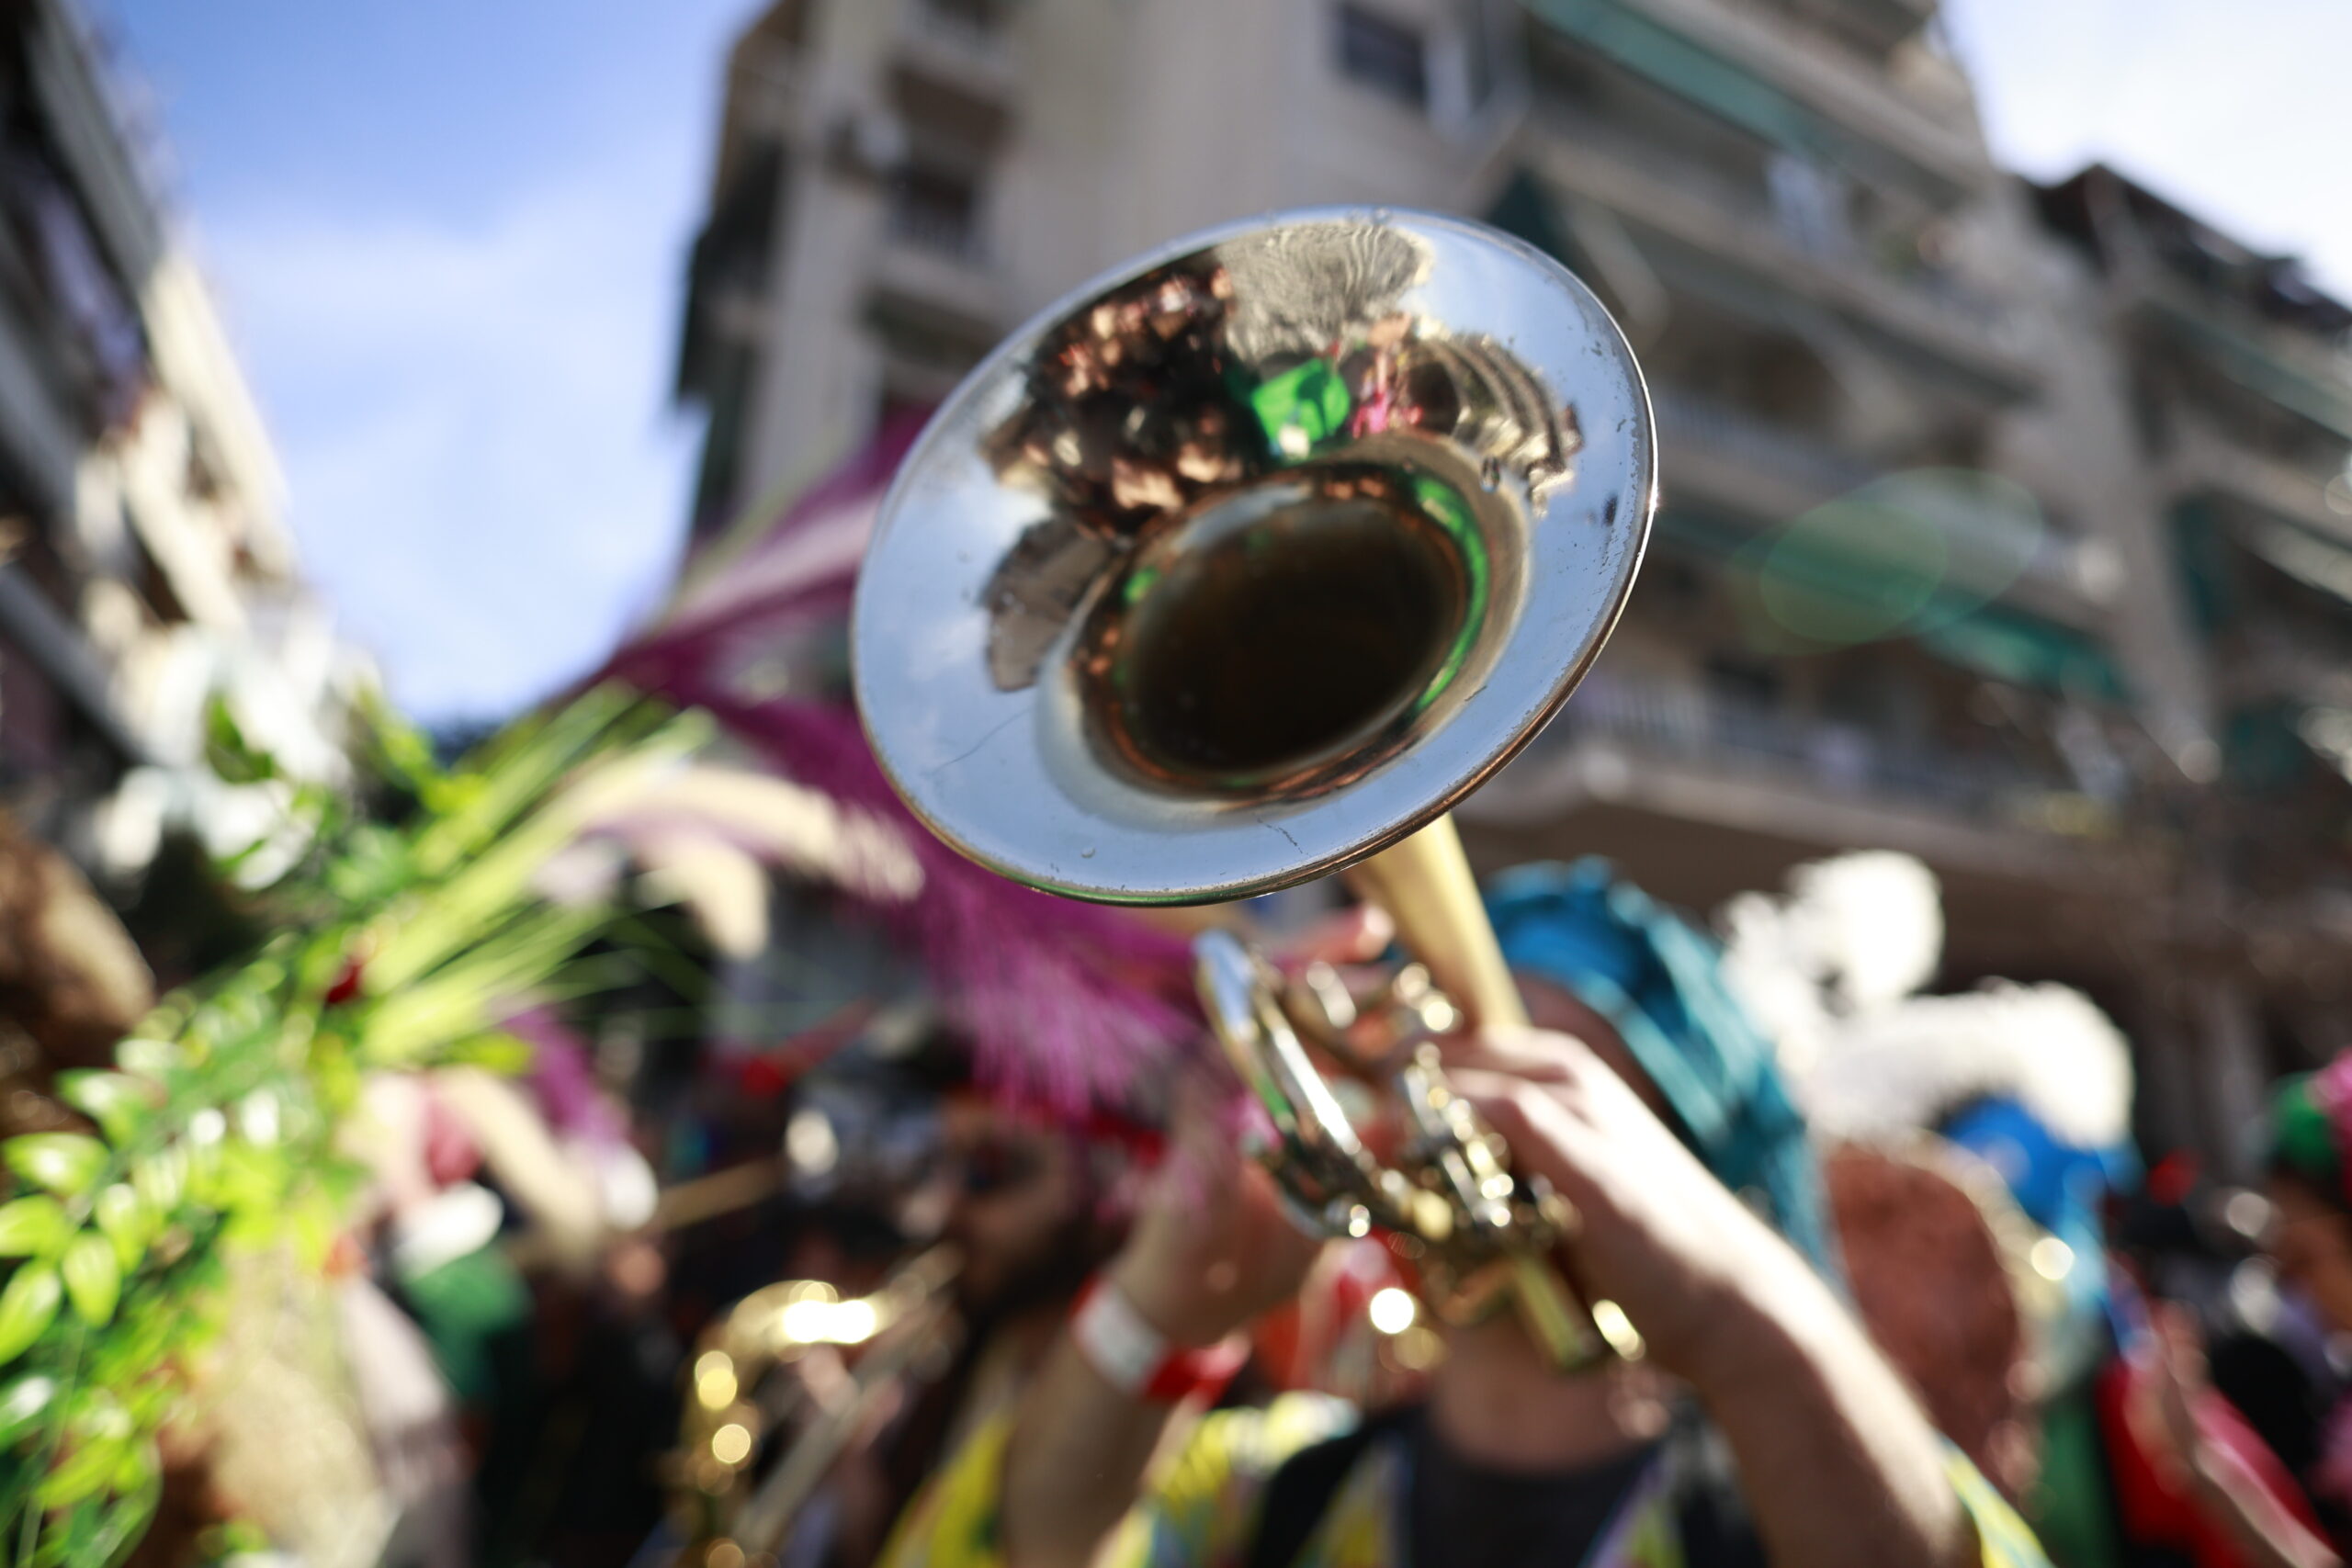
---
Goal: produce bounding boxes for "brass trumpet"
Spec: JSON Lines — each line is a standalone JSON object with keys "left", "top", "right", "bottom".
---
{"left": 669, "top": 1246, "right": 961, "bottom": 1565}
{"left": 852, "top": 210, "right": 1656, "bottom": 1371}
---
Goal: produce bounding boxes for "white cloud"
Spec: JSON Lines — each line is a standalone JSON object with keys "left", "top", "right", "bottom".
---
{"left": 1944, "top": 0, "right": 2352, "bottom": 296}
{"left": 190, "top": 145, "right": 702, "bottom": 719}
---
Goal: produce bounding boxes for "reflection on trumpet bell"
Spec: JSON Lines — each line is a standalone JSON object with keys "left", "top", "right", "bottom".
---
{"left": 852, "top": 209, "right": 1652, "bottom": 908}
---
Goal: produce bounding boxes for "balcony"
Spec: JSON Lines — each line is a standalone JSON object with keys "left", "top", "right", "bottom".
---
{"left": 1517, "top": 111, "right": 2037, "bottom": 400}
{"left": 1523, "top": 0, "right": 1986, "bottom": 206}
{"left": 2214, "top": 623, "right": 2352, "bottom": 711}
{"left": 2163, "top": 412, "right": 2352, "bottom": 547}
{"left": 1653, "top": 386, "right": 2112, "bottom": 620}
{"left": 868, "top": 193, "right": 1006, "bottom": 344}
{"left": 890, "top": 0, "right": 1016, "bottom": 118}
{"left": 1573, "top": 671, "right": 2098, "bottom": 818}
{"left": 1809, "top": 0, "right": 1937, "bottom": 54}
{"left": 1464, "top": 669, "right": 2131, "bottom": 886}
{"left": 1710, "top": 0, "right": 1943, "bottom": 59}
{"left": 1655, "top": 384, "right": 1874, "bottom": 513}
{"left": 2121, "top": 265, "right": 2352, "bottom": 444}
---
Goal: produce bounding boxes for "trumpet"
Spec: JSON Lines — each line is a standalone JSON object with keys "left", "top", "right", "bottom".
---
{"left": 668, "top": 1246, "right": 961, "bottom": 1565}
{"left": 852, "top": 210, "right": 1656, "bottom": 1371}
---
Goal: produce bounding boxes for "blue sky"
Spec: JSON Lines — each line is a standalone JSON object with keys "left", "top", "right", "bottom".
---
{"left": 104, "top": 0, "right": 757, "bottom": 722}
{"left": 1942, "top": 0, "right": 2352, "bottom": 298}
{"left": 97, "top": 1, "right": 2352, "bottom": 723}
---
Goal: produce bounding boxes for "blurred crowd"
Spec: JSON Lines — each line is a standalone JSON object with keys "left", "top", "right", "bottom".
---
{"left": 121, "top": 835, "right": 2352, "bottom": 1568}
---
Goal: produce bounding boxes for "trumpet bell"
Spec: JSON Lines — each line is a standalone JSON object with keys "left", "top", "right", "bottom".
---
{"left": 853, "top": 209, "right": 1655, "bottom": 905}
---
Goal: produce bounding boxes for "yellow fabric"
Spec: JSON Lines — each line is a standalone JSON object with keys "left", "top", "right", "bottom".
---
{"left": 877, "top": 1394, "right": 2056, "bottom": 1568}
{"left": 1948, "top": 1446, "right": 2053, "bottom": 1568}
{"left": 876, "top": 1394, "right": 1356, "bottom": 1568}
{"left": 876, "top": 1407, "right": 1016, "bottom": 1568}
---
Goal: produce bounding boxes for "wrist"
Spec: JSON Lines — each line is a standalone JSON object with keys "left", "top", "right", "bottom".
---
{"left": 1070, "top": 1277, "right": 1248, "bottom": 1404}
{"left": 1105, "top": 1255, "right": 1239, "bottom": 1350}
{"left": 1669, "top": 1241, "right": 1827, "bottom": 1398}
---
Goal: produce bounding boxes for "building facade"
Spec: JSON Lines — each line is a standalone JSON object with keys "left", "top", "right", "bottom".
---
{"left": 2030, "top": 167, "right": 2352, "bottom": 1161}
{"left": 675, "top": 0, "right": 2349, "bottom": 1167}
{"left": 0, "top": 0, "right": 370, "bottom": 884}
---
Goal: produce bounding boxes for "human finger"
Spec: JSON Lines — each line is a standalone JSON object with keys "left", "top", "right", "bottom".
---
{"left": 2152, "top": 1303, "right": 2211, "bottom": 1387}
{"left": 1446, "top": 1067, "right": 1604, "bottom": 1207}
{"left": 1271, "top": 905, "right": 1395, "bottom": 967}
{"left": 1441, "top": 1024, "right": 1599, "bottom": 1084}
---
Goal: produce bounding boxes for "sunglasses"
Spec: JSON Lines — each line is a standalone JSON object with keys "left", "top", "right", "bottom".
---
{"left": 953, "top": 1140, "right": 1049, "bottom": 1197}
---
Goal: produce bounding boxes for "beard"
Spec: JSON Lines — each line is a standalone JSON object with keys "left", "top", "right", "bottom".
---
{"left": 956, "top": 1201, "right": 1124, "bottom": 1328}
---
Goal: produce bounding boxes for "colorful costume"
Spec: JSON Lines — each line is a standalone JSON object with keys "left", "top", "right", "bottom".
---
{"left": 880, "top": 1395, "right": 2048, "bottom": 1568}
{"left": 881, "top": 860, "right": 2052, "bottom": 1568}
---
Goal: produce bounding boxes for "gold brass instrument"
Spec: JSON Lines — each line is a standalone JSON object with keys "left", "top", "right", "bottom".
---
{"left": 669, "top": 1246, "right": 960, "bottom": 1566}
{"left": 852, "top": 210, "right": 1656, "bottom": 1372}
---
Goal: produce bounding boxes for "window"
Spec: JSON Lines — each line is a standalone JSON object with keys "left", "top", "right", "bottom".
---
{"left": 921, "top": 0, "right": 998, "bottom": 28}
{"left": 887, "top": 164, "right": 982, "bottom": 260}
{"left": 1336, "top": 3, "right": 1428, "bottom": 111}
{"left": 1766, "top": 154, "right": 1850, "bottom": 259}
{"left": 910, "top": 0, "right": 1001, "bottom": 47}
{"left": 1703, "top": 654, "right": 1783, "bottom": 712}
{"left": 1458, "top": 0, "right": 1496, "bottom": 110}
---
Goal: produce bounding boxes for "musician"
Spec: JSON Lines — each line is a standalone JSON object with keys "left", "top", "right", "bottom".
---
{"left": 881, "top": 1084, "right": 1142, "bottom": 1495}
{"left": 878, "top": 861, "right": 2048, "bottom": 1568}
{"left": 2116, "top": 1053, "right": 2352, "bottom": 1568}
{"left": 779, "top": 1054, "right": 1145, "bottom": 1568}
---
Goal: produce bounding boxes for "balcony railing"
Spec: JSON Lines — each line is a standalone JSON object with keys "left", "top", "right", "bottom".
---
{"left": 2124, "top": 265, "right": 2352, "bottom": 440}
{"left": 1521, "top": 103, "right": 2026, "bottom": 386}
{"left": 884, "top": 199, "right": 987, "bottom": 266}
{"left": 1708, "top": 0, "right": 1946, "bottom": 71}
{"left": 1652, "top": 386, "right": 1876, "bottom": 500}
{"left": 1527, "top": 0, "right": 1984, "bottom": 202}
{"left": 2165, "top": 412, "right": 2352, "bottom": 545}
{"left": 1654, "top": 385, "right": 2098, "bottom": 606}
{"left": 897, "top": 0, "right": 1013, "bottom": 85}
{"left": 869, "top": 194, "right": 1005, "bottom": 337}
{"left": 906, "top": 0, "right": 1005, "bottom": 55}
{"left": 1546, "top": 670, "right": 2109, "bottom": 826}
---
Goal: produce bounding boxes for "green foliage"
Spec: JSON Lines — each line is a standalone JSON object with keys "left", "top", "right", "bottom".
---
{"left": 0, "top": 1381, "right": 54, "bottom": 1446}
{"left": 0, "top": 1205, "right": 67, "bottom": 1262}
{"left": 1, "top": 1143, "right": 102, "bottom": 1202}
{"left": 0, "top": 685, "right": 691, "bottom": 1565}
{"left": 0, "top": 1269, "right": 60, "bottom": 1366}
{"left": 59, "top": 1242, "right": 118, "bottom": 1329}
{"left": 201, "top": 697, "right": 278, "bottom": 788}
{"left": 88, "top": 1192, "right": 142, "bottom": 1277}
{"left": 51, "top": 1079, "right": 149, "bottom": 1150}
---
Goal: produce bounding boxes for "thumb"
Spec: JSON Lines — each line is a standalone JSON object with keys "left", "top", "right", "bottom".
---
{"left": 1274, "top": 905, "right": 1395, "bottom": 968}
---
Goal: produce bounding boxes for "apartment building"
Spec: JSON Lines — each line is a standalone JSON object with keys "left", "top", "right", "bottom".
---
{"left": 0, "top": 0, "right": 368, "bottom": 879}
{"left": 2030, "top": 167, "right": 2352, "bottom": 1155}
{"left": 673, "top": 0, "right": 2307, "bottom": 1161}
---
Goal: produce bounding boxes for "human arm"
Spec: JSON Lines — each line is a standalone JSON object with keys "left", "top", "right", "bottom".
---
{"left": 1453, "top": 1029, "right": 1992, "bottom": 1568}
{"left": 2184, "top": 1445, "right": 2339, "bottom": 1568}
{"left": 996, "top": 1104, "right": 1324, "bottom": 1568}
{"left": 2139, "top": 1305, "right": 2338, "bottom": 1568}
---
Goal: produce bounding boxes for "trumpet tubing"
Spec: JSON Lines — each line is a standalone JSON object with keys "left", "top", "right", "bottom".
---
{"left": 1347, "top": 816, "right": 1527, "bottom": 1032}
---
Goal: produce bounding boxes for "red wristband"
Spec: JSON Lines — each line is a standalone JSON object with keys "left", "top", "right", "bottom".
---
{"left": 1071, "top": 1278, "right": 1250, "bottom": 1404}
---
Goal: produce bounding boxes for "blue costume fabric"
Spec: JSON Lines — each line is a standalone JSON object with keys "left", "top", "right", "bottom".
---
{"left": 1485, "top": 858, "right": 1839, "bottom": 1278}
